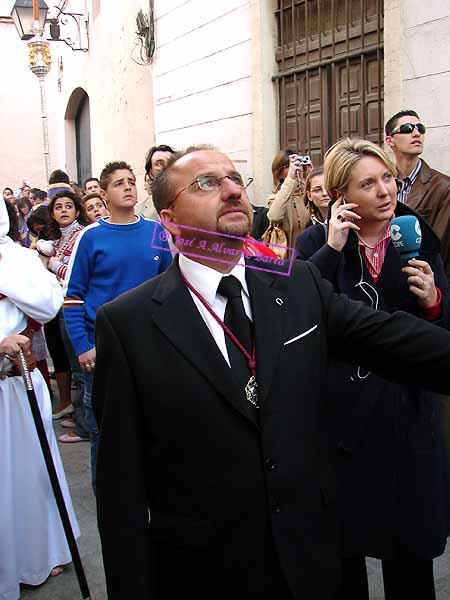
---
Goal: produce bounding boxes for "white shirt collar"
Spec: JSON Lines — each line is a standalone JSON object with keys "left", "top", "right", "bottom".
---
{"left": 178, "top": 253, "right": 249, "bottom": 306}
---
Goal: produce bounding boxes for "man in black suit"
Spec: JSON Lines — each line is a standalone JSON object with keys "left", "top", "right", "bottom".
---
{"left": 93, "top": 147, "right": 450, "bottom": 600}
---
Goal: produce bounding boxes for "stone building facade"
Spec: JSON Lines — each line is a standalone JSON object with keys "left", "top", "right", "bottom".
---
{"left": 1, "top": 0, "right": 449, "bottom": 197}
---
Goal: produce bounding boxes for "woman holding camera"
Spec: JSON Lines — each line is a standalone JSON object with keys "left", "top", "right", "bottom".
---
{"left": 296, "top": 138, "right": 450, "bottom": 600}
{"left": 267, "top": 149, "right": 312, "bottom": 252}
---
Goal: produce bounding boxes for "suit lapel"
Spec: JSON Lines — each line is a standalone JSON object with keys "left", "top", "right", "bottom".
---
{"left": 150, "top": 260, "right": 259, "bottom": 428}
{"left": 246, "top": 267, "right": 285, "bottom": 406}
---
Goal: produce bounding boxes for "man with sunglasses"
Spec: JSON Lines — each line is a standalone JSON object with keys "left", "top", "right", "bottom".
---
{"left": 92, "top": 146, "right": 450, "bottom": 600}
{"left": 386, "top": 109, "right": 450, "bottom": 280}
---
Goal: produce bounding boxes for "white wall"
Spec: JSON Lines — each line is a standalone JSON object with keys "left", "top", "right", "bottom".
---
{"left": 250, "top": 0, "right": 278, "bottom": 205}
{"left": 51, "top": 0, "right": 154, "bottom": 197}
{"left": 152, "top": 0, "right": 255, "bottom": 196}
{"left": 385, "top": 0, "right": 450, "bottom": 175}
{"left": 403, "top": 1, "right": 450, "bottom": 174}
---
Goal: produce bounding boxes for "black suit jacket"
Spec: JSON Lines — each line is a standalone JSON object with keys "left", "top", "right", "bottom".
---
{"left": 93, "top": 257, "right": 450, "bottom": 600}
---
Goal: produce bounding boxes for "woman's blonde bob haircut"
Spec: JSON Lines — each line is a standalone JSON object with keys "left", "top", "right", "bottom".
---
{"left": 324, "top": 138, "right": 397, "bottom": 201}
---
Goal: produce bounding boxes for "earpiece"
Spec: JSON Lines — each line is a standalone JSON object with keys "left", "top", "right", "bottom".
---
{"left": 351, "top": 247, "right": 378, "bottom": 381}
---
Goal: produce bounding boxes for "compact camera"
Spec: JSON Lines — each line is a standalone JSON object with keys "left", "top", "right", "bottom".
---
{"left": 294, "top": 155, "right": 312, "bottom": 167}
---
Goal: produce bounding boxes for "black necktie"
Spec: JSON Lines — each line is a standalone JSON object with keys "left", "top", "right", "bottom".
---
{"left": 217, "top": 275, "right": 253, "bottom": 388}
{"left": 218, "top": 275, "right": 252, "bottom": 351}
{"left": 217, "top": 276, "right": 259, "bottom": 420}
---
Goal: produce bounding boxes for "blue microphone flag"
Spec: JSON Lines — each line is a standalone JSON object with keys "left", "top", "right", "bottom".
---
{"left": 389, "top": 215, "right": 422, "bottom": 261}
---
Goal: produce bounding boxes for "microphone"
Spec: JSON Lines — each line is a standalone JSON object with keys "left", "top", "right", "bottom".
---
{"left": 389, "top": 215, "right": 422, "bottom": 263}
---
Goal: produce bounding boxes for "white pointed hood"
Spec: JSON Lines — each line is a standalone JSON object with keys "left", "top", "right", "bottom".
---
{"left": 0, "top": 198, "right": 16, "bottom": 254}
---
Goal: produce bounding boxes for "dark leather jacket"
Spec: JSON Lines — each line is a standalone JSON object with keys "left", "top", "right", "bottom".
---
{"left": 406, "top": 160, "right": 450, "bottom": 280}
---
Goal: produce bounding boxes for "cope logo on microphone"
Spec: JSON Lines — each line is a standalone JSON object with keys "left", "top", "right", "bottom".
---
{"left": 415, "top": 220, "right": 422, "bottom": 244}
{"left": 390, "top": 224, "right": 402, "bottom": 242}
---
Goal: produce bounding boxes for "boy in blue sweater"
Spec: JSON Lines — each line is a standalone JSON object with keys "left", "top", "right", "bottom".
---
{"left": 64, "top": 161, "right": 171, "bottom": 491}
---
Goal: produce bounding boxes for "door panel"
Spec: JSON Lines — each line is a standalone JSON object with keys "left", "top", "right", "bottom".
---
{"left": 275, "top": 0, "right": 384, "bottom": 163}
{"left": 75, "top": 94, "right": 92, "bottom": 185}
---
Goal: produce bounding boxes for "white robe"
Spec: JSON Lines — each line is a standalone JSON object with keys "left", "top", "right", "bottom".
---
{"left": 0, "top": 199, "right": 80, "bottom": 600}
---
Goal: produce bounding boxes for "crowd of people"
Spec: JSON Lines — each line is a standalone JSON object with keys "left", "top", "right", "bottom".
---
{"left": 1, "top": 107, "right": 450, "bottom": 600}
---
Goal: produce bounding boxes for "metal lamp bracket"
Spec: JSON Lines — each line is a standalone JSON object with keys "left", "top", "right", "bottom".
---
{"left": 47, "top": 6, "right": 89, "bottom": 52}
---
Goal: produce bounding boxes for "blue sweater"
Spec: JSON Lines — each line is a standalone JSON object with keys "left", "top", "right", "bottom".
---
{"left": 64, "top": 216, "right": 172, "bottom": 356}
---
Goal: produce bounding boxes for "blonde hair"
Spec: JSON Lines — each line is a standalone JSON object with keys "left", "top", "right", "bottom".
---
{"left": 324, "top": 138, "right": 397, "bottom": 201}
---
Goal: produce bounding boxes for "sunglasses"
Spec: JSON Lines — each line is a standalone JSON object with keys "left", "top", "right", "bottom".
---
{"left": 390, "top": 122, "right": 426, "bottom": 135}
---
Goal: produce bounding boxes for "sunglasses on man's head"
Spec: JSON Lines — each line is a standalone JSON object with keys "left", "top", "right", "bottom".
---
{"left": 390, "top": 122, "right": 426, "bottom": 135}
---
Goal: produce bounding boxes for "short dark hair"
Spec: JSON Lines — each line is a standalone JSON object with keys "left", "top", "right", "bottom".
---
{"left": 144, "top": 145, "right": 175, "bottom": 175}
{"left": 84, "top": 177, "right": 100, "bottom": 189}
{"left": 48, "top": 169, "right": 70, "bottom": 184}
{"left": 30, "top": 188, "right": 47, "bottom": 201}
{"left": 27, "top": 205, "right": 51, "bottom": 237}
{"left": 83, "top": 192, "right": 103, "bottom": 202}
{"left": 83, "top": 192, "right": 107, "bottom": 209}
{"left": 99, "top": 161, "right": 134, "bottom": 191}
{"left": 152, "top": 145, "right": 215, "bottom": 214}
{"left": 3, "top": 187, "right": 13, "bottom": 195}
{"left": 385, "top": 109, "right": 420, "bottom": 137}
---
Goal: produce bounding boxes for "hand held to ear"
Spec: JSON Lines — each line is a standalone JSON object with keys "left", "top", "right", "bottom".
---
{"left": 327, "top": 197, "right": 361, "bottom": 252}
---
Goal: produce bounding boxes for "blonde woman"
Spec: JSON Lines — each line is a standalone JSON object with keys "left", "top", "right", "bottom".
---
{"left": 296, "top": 138, "right": 450, "bottom": 600}
{"left": 267, "top": 149, "right": 311, "bottom": 251}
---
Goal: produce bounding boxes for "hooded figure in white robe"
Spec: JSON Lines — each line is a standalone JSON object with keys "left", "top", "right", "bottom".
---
{"left": 0, "top": 197, "right": 80, "bottom": 600}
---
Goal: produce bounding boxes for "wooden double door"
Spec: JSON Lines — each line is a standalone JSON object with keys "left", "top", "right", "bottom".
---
{"left": 275, "top": 0, "right": 384, "bottom": 164}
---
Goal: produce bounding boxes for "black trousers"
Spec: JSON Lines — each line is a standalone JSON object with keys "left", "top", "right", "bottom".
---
{"left": 44, "top": 311, "right": 71, "bottom": 373}
{"left": 337, "top": 556, "right": 436, "bottom": 600}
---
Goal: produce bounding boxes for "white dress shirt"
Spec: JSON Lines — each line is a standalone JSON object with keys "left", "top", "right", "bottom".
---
{"left": 178, "top": 253, "right": 252, "bottom": 367}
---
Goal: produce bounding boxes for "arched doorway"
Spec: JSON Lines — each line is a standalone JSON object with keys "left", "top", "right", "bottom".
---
{"left": 65, "top": 88, "right": 92, "bottom": 185}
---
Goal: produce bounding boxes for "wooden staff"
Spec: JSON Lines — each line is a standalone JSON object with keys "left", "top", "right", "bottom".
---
{"left": 18, "top": 349, "right": 91, "bottom": 599}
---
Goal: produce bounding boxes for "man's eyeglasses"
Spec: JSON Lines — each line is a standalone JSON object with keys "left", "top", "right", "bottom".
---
{"left": 172, "top": 173, "right": 253, "bottom": 205}
{"left": 390, "top": 122, "right": 426, "bottom": 135}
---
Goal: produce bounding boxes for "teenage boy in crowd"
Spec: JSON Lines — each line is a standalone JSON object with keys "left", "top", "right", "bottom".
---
{"left": 64, "top": 161, "right": 172, "bottom": 492}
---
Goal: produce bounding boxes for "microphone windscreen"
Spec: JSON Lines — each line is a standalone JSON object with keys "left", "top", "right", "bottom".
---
{"left": 390, "top": 215, "right": 422, "bottom": 262}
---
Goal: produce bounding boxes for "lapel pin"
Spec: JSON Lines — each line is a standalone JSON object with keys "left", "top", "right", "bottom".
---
{"left": 276, "top": 298, "right": 283, "bottom": 306}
